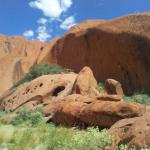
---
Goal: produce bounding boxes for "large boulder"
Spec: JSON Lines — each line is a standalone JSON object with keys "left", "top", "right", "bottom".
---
{"left": 109, "top": 111, "right": 150, "bottom": 149}
{"left": 72, "top": 66, "right": 100, "bottom": 97}
{"left": 0, "top": 73, "right": 77, "bottom": 111}
{"left": 44, "top": 94, "right": 145, "bottom": 128}
{"left": 51, "top": 12, "right": 150, "bottom": 94}
{"left": 104, "top": 79, "right": 124, "bottom": 98}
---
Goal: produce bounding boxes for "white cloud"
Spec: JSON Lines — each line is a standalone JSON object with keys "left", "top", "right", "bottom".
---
{"left": 23, "top": 30, "right": 34, "bottom": 38}
{"left": 37, "top": 25, "right": 51, "bottom": 42}
{"left": 37, "top": 18, "right": 48, "bottom": 24}
{"left": 29, "top": 0, "right": 72, "bottom": 18}
{"left": 60, "top": 16, "right": 76, "bottom": 30}
{"left": 60, "top": 0, "right": 72, "bottom": 12}
{"left": 27, "top": 0, "right": 75, "bottom": 41}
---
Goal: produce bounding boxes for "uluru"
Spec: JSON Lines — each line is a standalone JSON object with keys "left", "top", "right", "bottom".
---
{"left": 0, "top": 0, "right": 150, "bottom": 149}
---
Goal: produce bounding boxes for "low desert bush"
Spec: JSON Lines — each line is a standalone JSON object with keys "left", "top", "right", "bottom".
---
{"left": 124, "top": 93, "right": 150, "bottom": 105}
{"left": 0, "top": 108, "right": 44, "bottom": 126}
{"left": 0, "top": 124, "right": 111, "bottom": 150}
{"left": 0, "top": 109, "right": 149, "bottom": 150}
{"left": 13, "top": 64, "right": 69, "bottom": 88}
{"left": 117, "top": 144, "right": 150, "bottom": 150}
{"left": 97, "top": 82, "right": 105, "bottom": 93}
{"left": 0, "top": 109, "right": 113, "bottom": 150}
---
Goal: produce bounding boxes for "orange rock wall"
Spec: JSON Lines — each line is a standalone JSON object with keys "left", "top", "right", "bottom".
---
{"left": 52, "top": 13, "right": 150, "bottom": 94}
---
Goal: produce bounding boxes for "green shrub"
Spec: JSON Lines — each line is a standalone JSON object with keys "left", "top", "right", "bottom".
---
{"left": 0, "top": 108, "right": 44, "bottom": 126}
{"left": 0, "top": 109, "right": 149, "bottom": 150}
{"left": 124, "top": 94, "right": 150, "bottom": 105}
{"left": 10, "top": 109, "right": 44, "bottom": 126}
{"left": 0, "top": 110, "right": 112, "bottom": 150}
{"left": 0, "top": 109, "right": 113, "bottom": 150}
{"left": 0, "top": 124, "right": 112, "bottom": 150}
{"left": 14, "top": 64, "right": 69, "bottom": 88}
{"left": 97, "top": 82, "right": 105, "bottom": 93}
{"left": 117, "top": 144, "right": 150, "bottom": 150}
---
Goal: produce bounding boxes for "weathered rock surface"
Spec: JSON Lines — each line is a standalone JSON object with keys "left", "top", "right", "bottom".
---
{"left": 72, "top": 66, "right": 100, "bottom": 97}
{"left": 104, "top": 79, "right": 124, "bottom": 98}
{"left": 1, "top": 13, "right": 150, "bottom": 96}
{"left": 0, "top": 65, "right": 149, "bottom": 148}
{"left": 37, "top": 38, "right": 59, "bottom": 64}
{"left": 109, "top": 111, "right": 150, "bottom": 149}
{"left": 0, "top": 12, "right": 150, "bottom": 148}
{"left": 0, "top": 35, "right": 44, "bottom": 95}
{"left": 0, "top": 35, "right": 58, "bottom": 96}
{"left": 1, "top": 66, "right": 142, "bottom": 129}
{"left": 0, "top": 73, "right": 77, "bottom": 111}
{"left": 52, "top": 12, "right": 150, "bottom": 94}
{"left": 1, "top": 67, "right": 101, "bottom": 111}
{"left": 44, "top": 94, "right": 145, "bottom": 128}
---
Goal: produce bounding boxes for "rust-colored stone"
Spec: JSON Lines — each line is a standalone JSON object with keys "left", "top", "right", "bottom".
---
{"left": 52, "top": 13, "right": 150, "bottom": 94}
{"left": 109, "top": 111, "right": 150, "bottom": 149}
{"left": 0, "top": 73, "right": 77, "bottom": 111}
{"left": 72, "top": 66, "right": 100, "bottom": 97}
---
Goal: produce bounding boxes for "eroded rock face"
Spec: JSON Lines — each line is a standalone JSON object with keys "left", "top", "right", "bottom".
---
{"left": 0, "top": 73, "right": 77, "bottom": 111}
{"left": 1, "top": 13, "right": 150, "bottom": 96}
{"left": 109, "top": 111, "right": 150, "bottom": 149}
{"left": 52, "top": 13, "right": 150, "bottom": 94}
{"left": 44, "top": 94, "right": 145, "bottom": 128}
{"left": 0, "top": 65, "right": 148, "bottom": 147}
{"left": 72, "top": 66, "right": 100, "bottom": 97}
{"left": 104, "top": 79, "right": 124, "bottom": 98}
{"left": 1, "top": 66, "right": 140, "bottom": 129}
{"left": 37, "top": 38, "right": 59, "bottom": 64}
{"left": 0, "top": 35, "right": 58, "bottom": 96}
{"left": 0, "top": 35, "right": 44, "bottom": 95}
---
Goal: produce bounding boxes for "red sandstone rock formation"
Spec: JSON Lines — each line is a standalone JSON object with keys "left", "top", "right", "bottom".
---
{"left": 0, "top": 35, "right": 44, "bottom": 95}
{"left": 51, "top": 12, "right": 150, "bottom": 94}
{"left": 0, "top": 12, "right": 150, "bottom": 149}
{"left": 0, "top": 73, "right": 77, "bottom": 111}
{"left": 109, "top": 111, "right": 150, "bottom": 149}
{"left": 45, "top": 96, "right": 145, "bottom": 128}
{"left": 72, "top": 66, "right": 100, "bottom": 97}
{"left": 0, "top": 66, "right": 148, "bottom": 148}
{"left": 0, "top": 12, "right": 150, "bottom": 96}
{"left": 104, "top": 79, "right": 124, "bottom": 98}
{"left": 0, "top": 67, "right": 145, "bottom": 128}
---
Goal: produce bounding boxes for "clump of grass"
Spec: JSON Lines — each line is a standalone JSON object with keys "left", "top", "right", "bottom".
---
{"left": 13, "top": 64, "right": 69, "bottom": 88}
{"left": 124, "top": 94, "right": 150, "bottom": 105}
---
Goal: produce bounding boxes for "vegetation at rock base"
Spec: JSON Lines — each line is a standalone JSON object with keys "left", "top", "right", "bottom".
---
{"left": 0, "top": 109, "right": 113, "bottom": 150}
{"left": 0, "top": 109, "right": 149, "bottom": 150}
{"left": 97, "top": 82, "right": 150, "bottom": 106}
{"left": 13, "top": 64, "right": 69, "bottom": 88}
{"left": 117, "top": 144, "right": 150, "bottom": 150}
{"left": 97, "top": 82, "right": 105, "bottom": 93}
{"left": 2, "top": 67, "right": 149, "bottom": 150}
{"left": 124, "top": 93, "right": 150, "bottom": 105}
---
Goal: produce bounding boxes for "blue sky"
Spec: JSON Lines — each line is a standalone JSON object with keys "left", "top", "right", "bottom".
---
{"left": 0, "top": 0, "right": 149, "bottom": 42}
